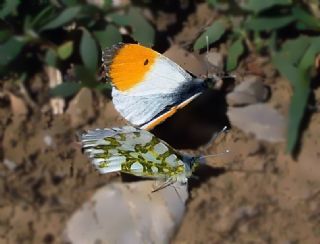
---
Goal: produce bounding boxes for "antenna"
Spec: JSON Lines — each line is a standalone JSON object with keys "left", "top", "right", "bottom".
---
{"left": 205, "top": 35, "right": 210, "bottom": 78}
{"left": 199, "top": 149, "right": 230, "bottom": 160}
{"left": 152, "top": 178, "right": 175, "bottom": 193}
{"left": 199, "top": 126, "right": 230, "bottom": 168}
{"left": 206, "top": 125, "right": 229, "bottom": 146}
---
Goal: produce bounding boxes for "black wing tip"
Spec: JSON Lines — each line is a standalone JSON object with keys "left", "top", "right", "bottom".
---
{"left": 102, "top": 42, "right": 125, "bottom": 65}
{"left": 102, "top": 42, "right": 125, "bottom": 80}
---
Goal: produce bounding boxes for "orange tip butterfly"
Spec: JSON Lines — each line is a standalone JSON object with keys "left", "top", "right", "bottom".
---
{"left": 102, "top": 43, "right": 210, "bottom": 130}
{"left": 80, "top": 126, "right": 203, "bottom": 184}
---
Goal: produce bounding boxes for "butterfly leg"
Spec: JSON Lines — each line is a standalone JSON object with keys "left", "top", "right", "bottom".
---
{"left": 152, "top": 178, "right": 176, "bottom": 193}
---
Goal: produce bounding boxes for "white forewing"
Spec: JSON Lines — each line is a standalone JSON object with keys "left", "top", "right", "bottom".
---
{"left": 112, "top": 89, "right": 179, "bottom": 126}
{"left": 140, "top": 92, "right": 202, "bottom": 129}
{"left": 111, "top": 50, "right": 206, "bottom": 127}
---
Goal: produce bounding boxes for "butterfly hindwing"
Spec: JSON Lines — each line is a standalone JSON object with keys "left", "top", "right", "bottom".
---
{"left": 81, "top": 126, "right": 198, "bottom": 183}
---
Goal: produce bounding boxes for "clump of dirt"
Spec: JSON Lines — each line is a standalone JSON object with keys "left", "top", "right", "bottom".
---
{"left": 0, "top": 89, "right": 126, "bottom": 243}
{"left": 175, "top": 120, "right": 320, "bottom": 243}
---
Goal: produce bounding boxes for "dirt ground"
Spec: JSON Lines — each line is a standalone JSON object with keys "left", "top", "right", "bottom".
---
{"left": 1, "top": 2, "right": 320, "bottom": 244}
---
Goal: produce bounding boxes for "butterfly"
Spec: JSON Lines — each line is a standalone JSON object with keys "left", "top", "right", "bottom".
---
{"left": 80, "top": 126, "right": 203, "bottom": 185}
{"left": 102, "top": 43, "right": 211, "bottom": 130}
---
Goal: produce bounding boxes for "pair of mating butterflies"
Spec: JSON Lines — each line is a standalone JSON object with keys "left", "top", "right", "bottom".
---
{"left": 81, "top": 43, "right": 215, "bottom": 185}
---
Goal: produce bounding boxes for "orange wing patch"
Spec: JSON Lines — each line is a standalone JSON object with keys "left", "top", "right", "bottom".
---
{"left": 109, "top": 44, "right": 158, "bottom": 92}
{"left": 145, "top": 108, "right": 178, "bottom": 130}
{"left": 144, "top": 94, "right": 199, "bottom": 130}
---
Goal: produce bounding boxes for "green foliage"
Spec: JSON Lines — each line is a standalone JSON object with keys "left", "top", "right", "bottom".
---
{"left": 50, "top": 81, "right": 82, "bottom": 98}
{"left": 239, "top": 0, "right": 292, "bottom": 13}
{"left": 0, "top": 0, "right": 20, "bottom": 18}
{"left": 193, "top": 19, "right": 227, "bottom": 50}
{"left": 226, "top": 38, "right": 244, "bottom": 72}
{"left": 109, "top": 7, "right": 155, "bottom": 46}
{"left": 0, "top": 37, "right": 25, "bottom": 65}
{"left": 244, "top": 16, "right": 295, "bottom": 31}
{"left": 57, "top": 41, "right": 73, "bottom": 60}
{"left": 45, "top": 48, "right": 58, "bottom": 67}
{"left": 0, "top": 0, "right": 155, "bottom": 95}
{"left": 40, "top": 6, "right": 81, "bottom": 31}
{"left": 126, "top": 7, "right": 155, "bottom": 46}
{"left": 273, "top": 36, "right": 320, "bottom": 152}
{"left": 80, "top": 29, "right": 98, "bottom": 73}
{"left": 201, "top": 0, "right": 320, "bottom": 153}
{"left": 94, "top": 25, "right": 122, "bottom": 49}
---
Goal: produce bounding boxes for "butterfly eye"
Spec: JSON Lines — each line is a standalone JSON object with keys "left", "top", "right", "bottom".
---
{"left": 144, "top": 59, "right": 149, "bottom": 65}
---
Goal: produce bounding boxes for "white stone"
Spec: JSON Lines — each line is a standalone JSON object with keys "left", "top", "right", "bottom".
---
{"left": 64, "top": 181, "right": 188, "bottom": 244}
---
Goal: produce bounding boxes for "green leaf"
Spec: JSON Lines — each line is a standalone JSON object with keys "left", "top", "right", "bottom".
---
{"left": 41, "top": 6, "right": 81, "bottom": 31}
{"left": 74, "top": 65, "right": 103, "bottom": 88}
{"left": 50, "top": 82, "right": 82, "bottom": 98}
{"left": 74, "top": 65, "right": 96, "bottom": 84}
{"left": 245, "top": 16, "right": 295, "bottom": 31}
{"left": 127, "top": 7, "right": 155, "bottom": 46}
{"left": 109, "top": 13, "right": 130, "bottom": 26}
{"left": 80, "top": 29, "right": 98, "bottom": 73}
{"left": 94, "top": 82, "right": 112, "bottom": 91}
{"left": 94, "top": 24, "right": 122, "bottom": 49}
{"left": 275, "top": 35, "right": 320, "bottom": 93}
{"left": 292, "top": 7, "right": 320, "bottom": 31}
{"left": 23, "top": 15, "right": 33, "bottom": 32}
{"left": 268, "top": 31, "right": 277, "bottom": 52}
{"left": 0, "top": 37, "right": 24, "bottom": 66}
{"left": 207, "top": 0, "right": 218, "bottom": 7}
{"left": 287, "top": 81, "right": 309, "bottom": 153}
{"left": 0, "top": 0, "right": 20, "bottom": 18}
{"left": 29, "top": 6, "right": 54, "bottom": 30}
{"left": 194, "top": 19, "right": 227, "bottom": 50}
{"left": 273, "top": 55, "right": 310, "bottom": 153}
{"left": 61, "top": 0, "right": 80, "bottom": 6}
{"left": 273, "top": 55, "right": 305, "bottom": 88}
{"left": 299, "top": 37, "right": 320, "bottom": 72}
{"left": 226, "top": 38, "right": 244, "bottom": 71}
{"left": 57, "top": 41, "right": 74, "bottom": 60}
{"left": 45, "top": 48, "right": 58, "bottom": 67}
{"left": 240, "top": 0, "right": 291, "bottom": 13}
{"left": 207, "top": 0, "right": 231, "bottom": 11}
{"left": 108, "top": 8, "right": 155, "bottom": 45}
{"left": 0, "top": 28, "right": 11, "bottom": 43}
{"left": 104, "top": 0, "right": 113, "bottom": 8}
{"left": 279, "top": 36, "right": 311, "bottom": 66}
